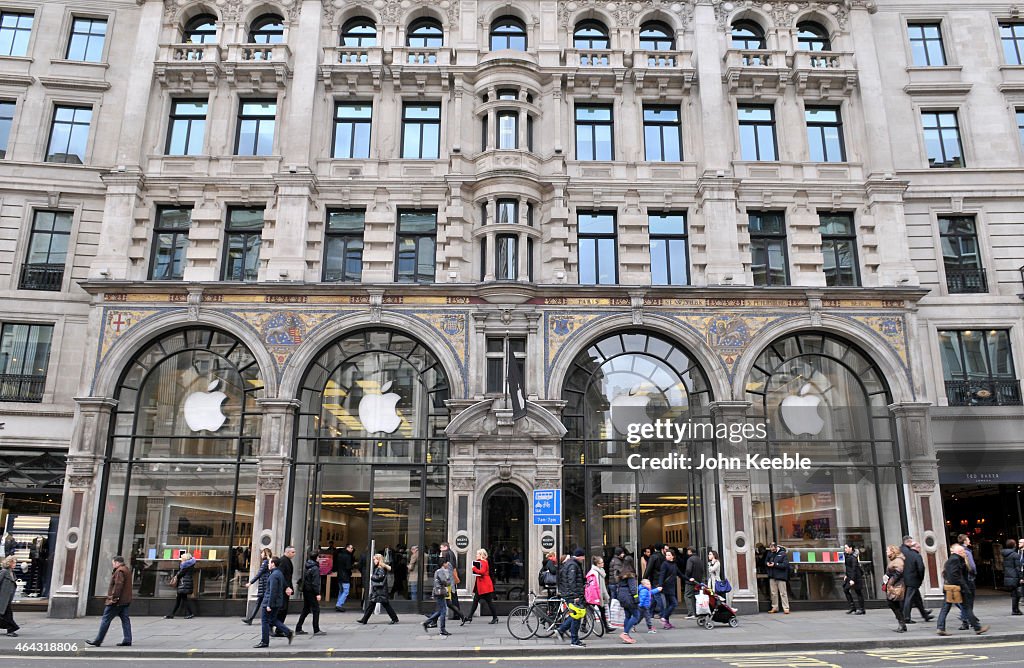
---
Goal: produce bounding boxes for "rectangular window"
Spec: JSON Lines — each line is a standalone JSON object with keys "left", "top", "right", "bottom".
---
{"left": 939, "top": 215, "right": 986, "bottom": 293}
{"left": 333, "top": 103, "right": 372, "bottom": 159}
{"left": 0, "top": 323, "right": 53, "bottom": 402}
{"left": 643, "top": 106, "right": 682, "bottom": 161}
{"left": 577, "top": 212, "right": 617, "bottom": 285}
{"left": 485, "top": 336, "right": 526, "bottom": 394}
{"left": 938, "top": 330, "right": 1021, "bottom": 406}
{"left": 395, "top": 210, "right": 436, "bottom": 283}
{"left": 20, "top": 211, "right": 71, "bottom": 291}
{"left": 401, "top": 103, "right": 441, "bottom": 159}
{"left": 907, "top": 22, "right": 946, "bottom": 66}
{"left": 235, "top": 100, "right": 276, "bottom": 156}
{"left": 495, "top": 234, "right": 518, "bottom": 280}
{"left": 1017, "top": 109, "right": 1024, "bottom": 149}
{"left": 66, "top": 17, "right": 106, "bottom": 62}
{"left": 46, "top": 105, "right": 91, "bottom": 164}
{"left": 575, "top": 105, "right": 614, "bottom": 161}
{"left": 738, "top": 105, "right": 777, "bottom": 161}
{"left": 323, "top": 210, "right": 364, "bottom": 282}
{"left": 165, "top": 100, "right": 207, "bottom": 156}
{"left": 0, "top": 12, "right": 33, "bottom": 57}
{"left": 805, "top": 106, "right": 845, "bottom": 162}
{"left": 497, "top": 110, "right": 518, "bottom": 149}
{"left": 1002, "top": 22, "right": 1024, "bottom": 65}
{"left": 222, "top": 208, "right": 263, "bottom": 281}
{"left": 922, "top": 111, "right": 963, "bottom": 168}
{"left": 150, "top": 207, "right": 191, "bottom": 280}
{"left": 819, "top": 212, "right": 859, "bottom": 286}
{"left": 649, "top": 212, "right": 688, "bottom": 286}
{"left": 748, "top": 211, "right": 788, "bottom": 286}
{"left": 0, "top": 100, "right": 13, "bottom": 158}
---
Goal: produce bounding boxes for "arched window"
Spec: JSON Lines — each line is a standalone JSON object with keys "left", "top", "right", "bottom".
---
{"left": 407, "top": 17, "right": 443, "bottom": 47}
{"left": 340, "top": 17, "right": 377, "bottom": 47}
{"left": 573, "top": 20, "right": 609, "bottom": 49}
{"left": 249, "top": 13, "right": 284, "bottom": 44}
{"left": 490, "top": 16, "right": 527, "bottom": 51}
{"left": 183, "top": 14, "right": 217, "bottom": 44}
{"left": 731, "top": 20, "right": 766, "bottom": 50}
{"left": 796, "top": 21, "right": 831, "bottom": 51}
{"left": 639, "top": 21, "right": 674, "bottom": 50}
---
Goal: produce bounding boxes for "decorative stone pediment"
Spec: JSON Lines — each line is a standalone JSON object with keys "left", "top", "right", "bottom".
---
{"left": 712, "top": 0, "right": 851, "bottom": 30}
{"left": 445, "top": 399, "right": 567, "bottom": 439}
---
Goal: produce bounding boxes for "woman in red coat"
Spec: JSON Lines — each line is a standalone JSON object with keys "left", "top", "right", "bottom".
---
{"left": 462, "top": 549, "right": 499, "bottom": 624}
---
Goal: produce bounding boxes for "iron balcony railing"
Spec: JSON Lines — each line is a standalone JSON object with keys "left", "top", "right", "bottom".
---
{"left": 945, "top": 379, "right": 1022, "bottom": 406}
{"left": 0, "top": 374, "right": 46, "bottom": 402}
{"left": 19, "top": 263, "right": 64, "bottom": 291}
{"left": 945, "top": 267, "right": 988, "bottom": 294}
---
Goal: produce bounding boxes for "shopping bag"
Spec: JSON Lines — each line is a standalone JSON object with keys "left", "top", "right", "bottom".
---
{"left": 375, "top": 602, "right": 383, "bottom": 615}
{"left": 695, "top": 592, "right": 711, "bottom": 616}
{"left": 608, "top": 598, "right": 625, "bottom": 626}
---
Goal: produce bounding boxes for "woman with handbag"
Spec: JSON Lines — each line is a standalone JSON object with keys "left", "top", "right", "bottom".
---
{"left": 356, "top": 554, "right": 398, "bottom": 625}
{"left": 242, "top": 548, "right": 272, "bottom": 625}
{"left": 615, "top": 556, "right": 640, "bottom": 644}
{"left": 883, "top": 545, "right": 907, "bottom": 633}
{"left": 422, "top": 560, "right": 452, "bottom": 636}
{"left": 462, "top": 548, "right": 498, "bottom": 625}
{"left": 539, "top": 551, "right": 558, "bottom": 598}
{"left": 165, "top": 552, "right": 197, "bottom": 619}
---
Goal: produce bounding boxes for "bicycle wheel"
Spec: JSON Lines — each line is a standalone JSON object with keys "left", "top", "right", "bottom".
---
{"left": 578, "top": 608, "right": 595, "bottom": 639}
{"left": 590, "top": 607, "right": 605, "bottom": 637}
{"left": 506, "top": 605, "right": 535, "bottom": 640}
{"left": 531, "top": 601, "right": 560, "bottom": 638}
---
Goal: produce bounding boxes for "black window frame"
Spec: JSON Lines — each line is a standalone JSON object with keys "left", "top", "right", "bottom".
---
{"left": 648, "top": 212, "right": 689, "bottom": 286}
{"left": 574, "top": 104, "right": 614, "bottom": 161}
{"left": 0, "top": 11, "right": 33, "bottom": 57}
{"left": 494, "top": 233, "right": 519, "bottom": 281}
{"left": 149, "top": 206, "right": 192, "bottom": 281}
{"left": 643, "top": 105, "right": 682, "bottom": 162}
{"left": 737, "top": 104, "right": 777, "bottom": 161}
{"left": 1001, "top": 21, "right": 1024, "bottom": 65}
{"left": 1017, "top": 108, "right": 1024, "bottom": 148}
{"left": 573, "top": 20, "right": 609, "bottom": 50}
{"left": 639, "top": 21, "right": 674, "bottom": 51}
{"left": 341, "top": 17, "right": 377, "bottom": 47}
{"left": 65, "top": 16, "right": 106, "bottom": 62}
{"left": 939, "top": 215, "right": 987, "bottom": 294}
{"left": 0, "top": 322, "right": 53, "bottom": 403}
{"left": 322, "top": 209, "right": 365, "bottom": 283}
{"left": 407, "top": 17, "right": 443, "bottom": 47}
{"left": 805, "top": 105, "right": 846, "bottom": 163}
{"left": 577, "top": 211, "right": 618, "bottom": 286}
{"left": 796, "top": 21, "right": 831, "bottom": 51}
{"left": 0, "top": 99, "right": 14, "bottom": 159}
{"left": 485, "top": 336, "right": 526, "bottom": 394}
{"left": 907, "top": 22, "right": 946, "bottom": 66}
{"left": 165, "top": 99, "right": 208, "bottom": 156}
{"left": 819, "top": 211, "right": 859, "bottom": 287}
{"left": 249, "top": 13, "right": 284, "bottom": 44}
{"left": 395, "top": 209, "right": 437, "bottom": 284}
{"left": 221, "top": 207, "right": 264, "bottom": 282}
{"left": 938, "top": 329, "right": 1021, "bottom": 406}
{"left": 46, "top": 104, "right": 91, "bottom": 164}
{"left": 490, "top": 16, "right": 526, "bottom": 51}
{"left": 731, "top": 20, "right": 765, "bottom": 50}
{"left": 332, "top": 101, "right": 372, "bottom": 159}
{"left": 401, "top": 102, "right": 441, "bottom": 159}
{"left": 748, "top": 210, "right": 789, "bottom": 287}
{"left": 922, "top": 110, "right": 963, "bottom": 168}
{"left": 20, "top": 210, "right": 72, "bottom": 291}
{"left": 183, "top": 14, "right": 217, "bottom": 44}
{"left": 234, "top": 99, "right": 276, "bottom": 157}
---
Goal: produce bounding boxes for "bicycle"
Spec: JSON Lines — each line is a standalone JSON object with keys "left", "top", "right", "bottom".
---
{"left": 506, "top": 591, "right": 570, "bottom": 639}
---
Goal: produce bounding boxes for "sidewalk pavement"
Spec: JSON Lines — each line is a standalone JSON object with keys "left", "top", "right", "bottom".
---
{"left": 1, "top": 598, "right": 1022, "bottom": 657}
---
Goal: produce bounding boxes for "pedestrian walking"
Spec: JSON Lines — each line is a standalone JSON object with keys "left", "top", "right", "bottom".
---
{"left": 707, "top": 550, "right": 721, "bottom": 590}
{"left": 937, "top": 543, "right": 988, "bottom": 636}
{"left": 243, "top": 548, "right": 272, "bottom": 625}
{"left": 334, "top": 544, "right": 354, "bottom": 611}
{"left": 295, "top": 551, "right": 324, "bottom": 636}
{"left": 164, "top": 551, "right": 196, "bottom": 619}
{"left": 683, "top": 545, "right": 704, "bottom": 619}
{"left": 957, "top": 534, "right": 978, "bottom": 630}
{"left": 637, "top": 578, "right": 661, "bottom": 633}
{"left": 0, "top": 556, "right": 21, "bottom": 638}
{"left": 1003, "top": 539, "right": 1023, "bottom": 615}
{"left": 616, "top": 556, "right": 640, "bottom": 644}
{"left": 357, "top": 553, "right": 399, "bottom": 625}
{"left": 556, "top": 548, "right": 587, "bottom": 647}
{"left": 462, "top": 549, "right": 498, "bottom": 625}
{"left": 276, "top": 546, "right": 296, "bottom": 631}
{"left": 899, "top": 536, "right": 932, "bottom": 623}
{"left": 660, "top": 550, "right": 681, "bottom": 628}
{"left": 254, "top": 557, "right": 294, "bottom": 648}
{"left": 608, "top": 546, "right": 624, "bottom": 601}
{"left": 408, "top": 545, "right": 421, "bottom": 601}
{"left": 422, "top": 559, "right": 452, "bottom": 636}
{"left": 586, "top": 555, "right": 613, "bottom": 634}
{"left": 843, "top": 544, "right": 866, "bottom": 615}
{"left": 437, "top": 541, "right": 466, "bottom": 622}
{"left": 539, "top": 551, "right": 559, "bottom": 598}
{"left": 883, "top": 545, "right": 907, "bottom": 633}
{"left": 85, "top": 556, "right": 132, "bottom": 647}
{"left": 766, "top": 542, "right": 790, "bottom": 614}
{"left": 643, "top": 543, "right": 667, "bottom": 616}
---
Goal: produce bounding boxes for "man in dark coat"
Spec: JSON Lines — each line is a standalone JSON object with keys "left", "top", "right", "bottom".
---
{"left": 683, "top": 546, "right": 705, "bottom": 618}
{"left": 1002, "top": 539, "right": 1023, "bottom": 615}
{"left": 608, "top": 546, "right": 624, "bottom": 599}
{"left": 255, "top": 557, "right": 293, "bottom": 648}
{"left": 843, "top": 544, "right": 865, "bottom": 615}
{"left": 899, "top": 536, "right": 932, "bottom": 623}
{"left": 937, "top": 544, "right": 987, "bottom": 636}
{"left": 86, "top": 556, "right": 133, "bottom": 647}
{"left": 556, "top": 548, "right": 587, "bottom": 647}
{"left": 766, "top": 543, "right": 790, "bottom": 614}
{"left": 334, "top": 544, "right": 354, "bottom": 611}
{"left": 643, "top": 543, "right": 667, "bottom": 614}
{"left": 295, "top": 552, "right": 324, "bottom": 635}
{"left": 276, "top": 546, "right": 296, "bottom": 632}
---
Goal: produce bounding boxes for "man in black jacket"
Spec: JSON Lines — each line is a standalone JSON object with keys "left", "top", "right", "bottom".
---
{"left": 295, "top": 552, "right": 324, "bottom": 636}
{"left": 334, "top": 544, "right": 354, "bottom": 611}
{"left": 842, "top": 544, "right": 865, "bottom": 615}
{"left": 643, "top": 543, "right": 667, "bottom": 614}
{"left": 937, "top": 544, "right": 988, "bottom": 635}
{"left": 556, "top": 549, "right": 587, "bottom": 647}
{"left": 276, "top": 546, "right": 296, "bottom": 632}
{"left": 608, "top": 546, "right": 624, "bottom": 599}
{"left": 899, "top": 536, "right": 933, "bottom": 623}
{"left": 683, "top": 546, "right": 705, "bottom": 618}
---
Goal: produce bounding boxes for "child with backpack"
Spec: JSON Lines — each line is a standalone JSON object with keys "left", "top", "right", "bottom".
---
{"left": 638, "top": 579, "right": 662, "bottom": 633}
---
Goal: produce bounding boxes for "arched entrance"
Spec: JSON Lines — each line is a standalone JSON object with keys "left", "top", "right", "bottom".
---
{"left": 481, "top": 485, "right": 527, "bottom": 600}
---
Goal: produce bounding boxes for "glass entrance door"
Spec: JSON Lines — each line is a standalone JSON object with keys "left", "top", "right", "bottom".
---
{"left": 369, "top": 467, "right": 422, "bottom": 602}
{"left": 482, "top": 486, "right": 526, "bottom": 601}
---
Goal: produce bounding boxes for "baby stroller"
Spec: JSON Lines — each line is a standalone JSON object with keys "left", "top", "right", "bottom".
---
{"left": 693, "top": 582, "right": 739, "bottom": 629}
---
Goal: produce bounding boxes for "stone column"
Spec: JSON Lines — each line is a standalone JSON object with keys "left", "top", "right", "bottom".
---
{"left": 90, "top": 171, "right": 144, "bottom": 280}
{"left": 710, "top": 401, "right": 759, "bottom": 614}
{"left": 48, "top": 397, "right": 117, "bottom": 618}
{"left": 266, "top": 174, "right": 317, "bottom": 281}
{"left": 891, "top": 401, "right": 945, "bottom": 599}
{"left": 697, "top": 176, "right": 746, "bottom": 286}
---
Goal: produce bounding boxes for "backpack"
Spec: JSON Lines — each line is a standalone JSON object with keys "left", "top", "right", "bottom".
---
{"left": 584, "top": 572, "right": 601, "bottom": 605}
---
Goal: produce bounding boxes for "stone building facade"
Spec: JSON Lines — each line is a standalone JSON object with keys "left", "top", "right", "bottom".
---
{"left": 0, "top": 0, "right": 1019, "bottom": 618}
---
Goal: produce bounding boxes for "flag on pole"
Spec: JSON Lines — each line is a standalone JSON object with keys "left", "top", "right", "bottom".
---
{"left": 506, "top": 335, "right": 527, "bottom": 420}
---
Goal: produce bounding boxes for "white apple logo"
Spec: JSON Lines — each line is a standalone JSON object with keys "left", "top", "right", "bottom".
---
{"left": 358, "top": 380, "right": 402, "bottom": 434}
{"left": 779, "top": 383, "right": 826, "bottom": 436}
{"left": 610, "top": 385, "right": 650, "bottom": 435}
{"left": 183, "top": 379, "right": 228, "bottom": 432}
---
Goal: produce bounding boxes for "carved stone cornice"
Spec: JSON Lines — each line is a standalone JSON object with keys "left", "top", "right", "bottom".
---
{"left": 559, "top": 0, "right": 693, "bottom": 30}
{"left": 322, "top": 0, "right": 458, "bottom": 26}
{"left": 712, "top": 0, "right": 849, "bottom": 30}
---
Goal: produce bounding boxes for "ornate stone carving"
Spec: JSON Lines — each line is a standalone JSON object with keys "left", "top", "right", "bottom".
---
{"left": 258, "top": 474, "right": 285, "bottom": 490}
{"left": 451, "top": 477, "right": 477, "bottom": 490}
{"left": 322, "top": 0, "right": 459, "bottom": 26}
{"left": 559, "top": 0, "right": 693, "bottom": 30}
{"left": 166, "top": 0, "right": 303, "bottom": 22}
{"left": 713, "top": 0, "right": 849, "bottom": 30}
{"left": 911, "top": 481, "right": 936, "bottom": 494}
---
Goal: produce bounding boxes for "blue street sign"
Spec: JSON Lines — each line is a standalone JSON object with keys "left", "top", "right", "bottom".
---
{"left": 533, "top": 488, "right": 561, "bottom": 525}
